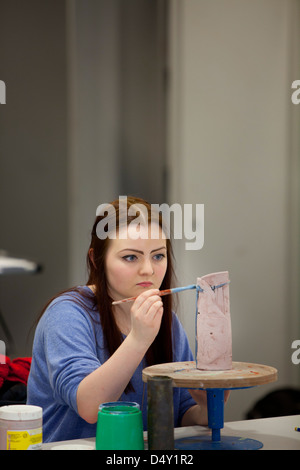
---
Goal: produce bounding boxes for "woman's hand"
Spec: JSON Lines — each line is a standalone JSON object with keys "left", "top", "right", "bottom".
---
{"left": 129, "top": 289, "right": 163, "bottom": 348}
{"left": 77, "top": 288, "right": 163, "bottom": 424}
{"left": 182, "top": 390, "right": 230, "bottom": 427}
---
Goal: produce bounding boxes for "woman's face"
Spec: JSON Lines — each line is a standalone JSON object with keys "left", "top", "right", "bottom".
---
{"left": 104, "top": 224, "right": 168, "bottom": 303}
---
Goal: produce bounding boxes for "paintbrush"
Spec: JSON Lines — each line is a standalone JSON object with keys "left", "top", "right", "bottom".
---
{"left": 111, "top": 284, "right": 197, "bottom": 305}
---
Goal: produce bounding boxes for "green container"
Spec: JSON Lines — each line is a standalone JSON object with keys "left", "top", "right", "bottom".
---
{"left": 96, "top": 402, "right": 144, "bottom": 450}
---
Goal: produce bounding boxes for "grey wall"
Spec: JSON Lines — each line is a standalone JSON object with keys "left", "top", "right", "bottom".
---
{"left": 67, "top": 0, "right": 122, "bottom": 286}
{"left": 119, "top": 0, "right": 168, "bottom": 203}
{"left": 168, "top": 0, "right": 300, "bottom": 421}
{"left": 67, "top": 0, "right": 168, "bottom": 285}
{"left": 0, "top": 0, "right": 168, "bottom": 354}
{"left": 0, "top": 0, "right": 68, "bottom": 356}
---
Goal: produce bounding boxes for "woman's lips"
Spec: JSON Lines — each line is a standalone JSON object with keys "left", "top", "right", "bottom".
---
{"left": 137, "top": 282, "right": 153, "bottom": 288}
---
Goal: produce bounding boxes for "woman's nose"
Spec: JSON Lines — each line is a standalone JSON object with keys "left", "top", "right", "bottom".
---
{"left": 139, "top": 258, "right": 154, "bottom": 275}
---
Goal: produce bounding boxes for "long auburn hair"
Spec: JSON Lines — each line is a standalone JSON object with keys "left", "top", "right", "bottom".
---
{"left": 38, "top": 196, "right": 176, "bottom": 392}
{"left": 87, "top": 196, "right": 175, "bottom": 369}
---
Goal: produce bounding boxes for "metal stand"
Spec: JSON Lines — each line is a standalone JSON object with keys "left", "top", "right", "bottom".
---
{"left": 175, "top": 388, "right": 263, "bottom": 450}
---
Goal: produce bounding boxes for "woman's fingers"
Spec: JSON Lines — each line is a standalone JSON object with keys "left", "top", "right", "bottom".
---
{"left": 133, "top": 289, "right": 160, "bottom": 308}
{"left": 132, "top": 289, "right": 163, "bottom": 317}
{"left": 130, "top": 289, "right": 164, "bottom": 345}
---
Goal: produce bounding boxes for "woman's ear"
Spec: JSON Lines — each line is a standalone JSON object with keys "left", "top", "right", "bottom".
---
{"left": 88, "top": 248, "right": 97, "bottom": 269}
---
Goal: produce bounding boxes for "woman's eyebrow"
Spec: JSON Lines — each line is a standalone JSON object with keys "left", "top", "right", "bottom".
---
{"left": 151, "top": 246, "right": 167, "bottom": 253}
{"left": 119, "top": 246, "right": 167, "bottom": 255}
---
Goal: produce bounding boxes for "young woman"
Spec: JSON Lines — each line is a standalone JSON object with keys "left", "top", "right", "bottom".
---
{"left": 27, "top": 196, "right": 210, "bottom": 443}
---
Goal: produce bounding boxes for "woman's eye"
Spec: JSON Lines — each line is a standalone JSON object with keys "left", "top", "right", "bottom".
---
{"left": 122, "top": 255, "right": 137, "bottom": 262}
{"left": 153, "top": 253, "right": 166, "bottom": 261}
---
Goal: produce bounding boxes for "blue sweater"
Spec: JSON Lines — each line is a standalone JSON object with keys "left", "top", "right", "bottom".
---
{"left": 27, "top": 287, "right": 196, "bottom": 442}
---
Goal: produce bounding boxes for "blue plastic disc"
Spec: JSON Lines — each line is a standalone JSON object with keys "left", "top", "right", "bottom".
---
{"left": 175, "top": 435, "right": 263, "bottom": 450}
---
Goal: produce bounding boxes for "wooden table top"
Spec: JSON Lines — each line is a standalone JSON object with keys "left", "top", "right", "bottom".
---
{"left": 142, "top": 361, "right": 278, "bottom": 389}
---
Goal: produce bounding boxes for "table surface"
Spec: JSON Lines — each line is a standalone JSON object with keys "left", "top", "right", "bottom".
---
{"left": 42, "top": 415, "right": 300, "bottom": 450}
{"left": 142, "top": 361, "right": 278, "bottom": 389}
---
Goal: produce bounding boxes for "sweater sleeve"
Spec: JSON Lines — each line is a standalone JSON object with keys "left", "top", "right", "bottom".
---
{"left": 39, "top": 297, "right": 101, "bottom": 413}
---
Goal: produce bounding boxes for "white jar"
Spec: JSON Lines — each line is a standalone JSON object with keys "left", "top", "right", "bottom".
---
{"left": 0, "top": 405, "right": 42, "bottom": 450}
